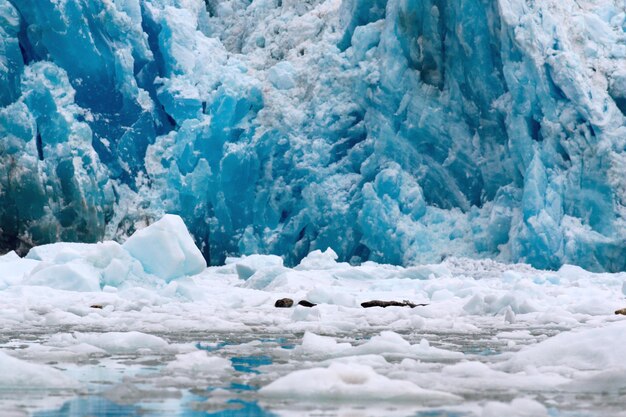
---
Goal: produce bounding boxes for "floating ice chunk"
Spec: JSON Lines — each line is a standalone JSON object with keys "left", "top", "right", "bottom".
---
{"left": 230, "top": 254, "right": 284, "bottom": 280}
{"left": 463, "top": 293, "right": 531, "bottom": 315}
{"left": 123, "top": 214, "right": 206, "bottom": 281}
{"left": 240, "top": 266, "right": 289, "bottom": 290}
{"left": 482, "top": 398, "right": 548, "bottom": 417}
{"left": 0, "top": 350, "right": 78, "bottom": 389}
{"left": 561, "top": 367, "right": 626, "bottom": 393}
{"left": 49, "top": 332, "right": 170, "bottom": 354}
{"left": 24, "top": 241, "right": 147, "bottom": 288}
{"left": 352, "top": 331, "right": 464, "bottom": 361}
{"left": 505, "top": 321, "right": 626, "bottom": 371}
{"left": 294, "top": 332, "right": 352, "bottom": 356}
{"left": 292, "top": 331, "right": 463, "bottom": 361}
{"left": 504, "top": 306, "right": 516, "bottom": 324}
{"left": 18, "top": 343, "right": 107, "bottom": 363}
{"left": 260, "top": 362, "right": 459, "bottom": 402}
{"left": 296, "top": 248, "right": 340, "bottom": 270}
{"left": 24, "top": 262, "right": 101, "bottom": 292}
{"left": 350, "top": 331, "right": 416, "bottom": 356}
{"left": 165, "top": 351, "right": 231, "bottom": 376}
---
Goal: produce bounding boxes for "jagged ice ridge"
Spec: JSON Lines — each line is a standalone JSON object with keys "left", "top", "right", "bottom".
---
{"left": 1, "top": 0, "right": 625, "bottom": 271}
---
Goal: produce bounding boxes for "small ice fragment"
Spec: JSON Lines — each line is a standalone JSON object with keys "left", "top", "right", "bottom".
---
{"left": 234, "top": 254, "right": 284, "bottom": 280}
{"left": 295, "top": 248, "right": 339, "bottom": 270}
{"left": 504, "top": 306, "right": 516, "bottom": 324}
{"left": 165, "top": 351, "right": 232, "bottom": 375}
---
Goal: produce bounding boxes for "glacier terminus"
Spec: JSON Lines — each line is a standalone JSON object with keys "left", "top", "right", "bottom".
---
{"left": 1, "top": 0, "right": 626, "bottom": 271}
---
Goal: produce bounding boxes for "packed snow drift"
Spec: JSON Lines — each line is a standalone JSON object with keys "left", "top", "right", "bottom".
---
{"left": 1, "top": 214, "right": 626, "bottom": 416}
{"left": 1, "top": 0, "right": 626, "bottom": 271}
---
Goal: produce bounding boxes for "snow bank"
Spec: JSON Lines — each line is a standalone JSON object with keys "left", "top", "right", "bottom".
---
{"left": 123, "top": 214, "right": 206, "bottom": 281}
{"left": 260, "top": 362, "right": 459, "bottom": 403}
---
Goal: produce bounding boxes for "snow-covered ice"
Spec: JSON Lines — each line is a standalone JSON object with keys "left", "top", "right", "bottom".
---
{"left": 0, "top": 214, "right": 625, "bottom": 416}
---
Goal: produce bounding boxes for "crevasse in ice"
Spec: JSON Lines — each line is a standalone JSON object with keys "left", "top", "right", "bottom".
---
{"left": 1, "top": 0, "right": 625, "bottom": 271}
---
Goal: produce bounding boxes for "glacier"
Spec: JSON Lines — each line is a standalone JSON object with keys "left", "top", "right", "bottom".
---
{"left": 1, "top": 0, "right": 626, "bottom": 271}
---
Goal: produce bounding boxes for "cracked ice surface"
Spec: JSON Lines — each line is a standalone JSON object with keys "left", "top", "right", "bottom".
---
{"left": 1, "top": 216, "right": 625, "bottom": 416}
{"left": 1, "top": 0, "right": 626, "bottom": 271}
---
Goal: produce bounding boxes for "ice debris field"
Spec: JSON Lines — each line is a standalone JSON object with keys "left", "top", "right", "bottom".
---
{"left": 0, "top": 214, "right": 626, "bottom": 416}
{"left": 1, "top": 0, "right": 626, "bottom": 272}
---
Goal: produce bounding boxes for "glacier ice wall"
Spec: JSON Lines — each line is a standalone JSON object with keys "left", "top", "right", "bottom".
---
{"left": 1, "top": 0, "right": 626, "bottom": 271}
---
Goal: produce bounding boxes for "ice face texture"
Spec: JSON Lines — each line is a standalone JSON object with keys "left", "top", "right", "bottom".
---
{"left": 1, "top": 0, "right": 625, "bottom": 271}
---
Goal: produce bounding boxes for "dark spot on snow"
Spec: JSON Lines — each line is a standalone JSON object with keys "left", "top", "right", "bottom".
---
{"left": 274, "top": 298, "right": 293, "bottom": 308}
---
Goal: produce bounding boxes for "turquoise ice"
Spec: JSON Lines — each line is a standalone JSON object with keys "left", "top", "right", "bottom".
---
{"left": 1, "top": 0, "right": 625, "bottom": 271}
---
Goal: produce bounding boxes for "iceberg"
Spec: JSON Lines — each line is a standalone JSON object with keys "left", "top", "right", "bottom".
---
{"left": 122, "top": 214, "right": 206, "bottom": 282}
{"left": 1, "top": 0, "right": 626, "bottom": 271}
{"left": 4, "top": 214, "right": 205, "bottom": 290}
